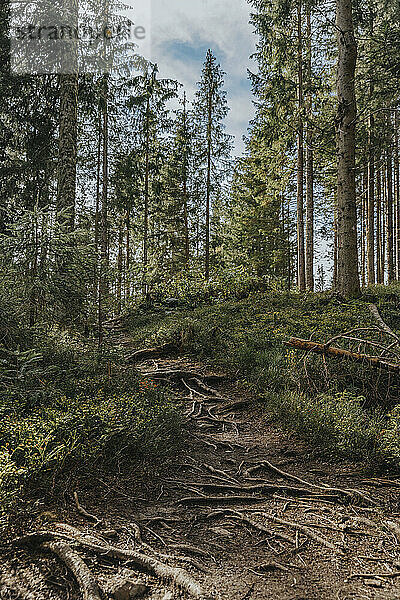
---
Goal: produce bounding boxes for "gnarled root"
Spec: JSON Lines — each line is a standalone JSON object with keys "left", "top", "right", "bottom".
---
{"left": 43, "top": 541, "right": 102, "bottom": 600}
{"left": 14, "top": 531, "right": 211, "bottom": 600}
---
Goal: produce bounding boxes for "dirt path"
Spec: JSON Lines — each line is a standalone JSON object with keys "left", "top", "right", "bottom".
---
{"left": 4, "top": 352, "right": 400, "bottom": 600}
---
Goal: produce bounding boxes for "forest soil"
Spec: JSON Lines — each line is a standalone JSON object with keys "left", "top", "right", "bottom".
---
{"left": 4, "top": 353, "right": 400, "bottom": 600}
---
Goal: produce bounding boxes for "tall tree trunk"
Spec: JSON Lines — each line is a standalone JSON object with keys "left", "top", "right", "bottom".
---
{"left": 335, "top": 0, "right": 360, "bottom": 296}
{"left": 182, "top": 92, "right": 190, "bottom": 265}
{"left": 29, "top": 212, "right": 39, "bottom": 327}
{"left": 95, "top": 106, "right": 102, "bottom": 256}
{"left": 377, "top": 165, "right": 382, "bottom": 284}
{"left": 57, "top": 74, "right": 78, "bottom": 229}
{"left": 305, "top": 8, "right": 314, "bottom": 291}
{"left": 361, "top": 172, "right": 366, "bottom": 288}
{"left": 297, "top": 0, "right": 306, "bottom": 291}
{"left": 117, "top": 217, "right": 123, "bottom": 315}
{"left": 367, "top": 117, "right": 375, "bottom": 285}
{"left": 287, "top": 196, "right": 292, "bottom": 290}
{"left": 333, "top": 199, "right": 338, "bottom": 291}
{"left": 387, "top": 113, "right": 395, "bottom": 283}
{"left": 395, "top": 111, "right": 400, "bottom": 280}
{"left": 206, "top": 78, "right": 212, "bottom": 280}
{"left": 144, "top": 95, "right": 150, "bottom": 295}
{"left": 98, "top": 75, "right": 109, "bottom": 347}
{"left": 126, "top": 211, "right": 130, "bottom": 300}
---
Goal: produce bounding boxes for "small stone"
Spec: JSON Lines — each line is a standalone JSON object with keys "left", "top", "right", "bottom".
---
{"left": 109, "top": 578, "right": 150, "bottom": 600}
{"left": 364, "top": 579, "right": 383, "bottom": 588}
{"left": 101, "top": 529, "right": 119, "bottom": 539}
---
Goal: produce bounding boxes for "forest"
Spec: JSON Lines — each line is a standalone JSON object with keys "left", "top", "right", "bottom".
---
{"left": 1, "top": 0, "right": 400, "bottom": 598}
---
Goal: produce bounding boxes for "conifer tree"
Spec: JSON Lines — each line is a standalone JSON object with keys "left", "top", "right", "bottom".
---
{"left": 193, "top": 50, "right": 231, "bottom": 279}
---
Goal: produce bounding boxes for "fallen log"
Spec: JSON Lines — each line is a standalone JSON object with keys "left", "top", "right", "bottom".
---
{"left": 285, "top": 338, "right": 400, "bottom": 372}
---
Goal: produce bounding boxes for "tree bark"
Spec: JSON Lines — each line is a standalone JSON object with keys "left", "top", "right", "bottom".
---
{"left": 126, "top": 211, "right": 131, "bottom": 300}
{"left": 305, "top": 8, "right": 314, "bottom": 291}
{"left": 144, "top": 94, "right": 150, "bottom": 294}
{"left": 367, "top": 114, "right": 375, "bottom": 285}
{"left": 206, "top": 70, "right": 212, "bottom": 281}
{"left": 182, "top": 92, "right": 190, "bottom": 265}
{"left": 98, "top": 75, "right": 109, "bottom": 348}
{"left": 386, "top": 113, "right": 395, "bottom": 283}
{"left": 395, "top": 111, "right": 400, "bottom": 280}
{"left": 57, "top": 74, "right": 78, "bottom": 229}
{"left": 376, "top": 165, "right": 383, "bottom": 283}
{"left": 117, "top": 217, "right": 123, "bottom": 314}
{"left": 297, "top": 0, "right": 306, "bottom": 292}
{"left": 335, "top": 0, "right": 360, "bottom": 296}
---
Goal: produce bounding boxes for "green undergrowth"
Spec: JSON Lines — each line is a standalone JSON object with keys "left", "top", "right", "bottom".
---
{"left": 0, "top": 326, "right": 181, "bottom": 517}
{"left": 125, "top": 285, "right": 400, "bottom": 469}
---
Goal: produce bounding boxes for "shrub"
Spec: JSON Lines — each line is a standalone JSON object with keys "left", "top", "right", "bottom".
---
{"left": 0, "top": 380, "right": 181, "bottom": 514}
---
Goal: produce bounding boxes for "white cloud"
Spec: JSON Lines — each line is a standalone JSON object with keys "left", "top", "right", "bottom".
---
{"left": 147, "top": 0, "right": 257, "bottom": 154}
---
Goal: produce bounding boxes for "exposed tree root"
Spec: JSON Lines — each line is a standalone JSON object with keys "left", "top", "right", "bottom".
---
{"left": 177, "top": 495, "right": 268, "bottom": 506}
{"left": 141, "top": 369, "right": 225, "bottom": 383}
{"left": 73, "top": 491, "right": 101, "bottom": 524}
{"left": 251, "top": 512, "right": 345, "bottom": 555}
{"left": 181, "top": 378, "right": 227, "bottom": 401}
{"left": 246, "top": 459, "right": 376, "bottom": 506}
{"left": 205, "top": 509, "right": 296, "bottom": 545}
{"left": 14, "top": 531, "right": 211, "bottom": 600}
{"left": 128, "top": 344, "right": 178, "bottom": 363}
{"left": 171, "top": 544, "right": 212, "bottom": 558}
{"left": 219, "top": 400, "right": 253, "bottom": 413}
{"left": 202, "top": 463, "right": 241, "bottom": 485}
{"left": 385, "top": 520, "right": 400, "bottom": 543}
{"left": 43, "top": 541, "right": 102, "bottom": 600}
{"left": 190, "top": 378, "right": 225, "bottom": 398}
{"left": 368, "top": 304, "right": 400, "bottom": 343}
{"left": 182, "top": 481, "right": 339, "bottom": 500}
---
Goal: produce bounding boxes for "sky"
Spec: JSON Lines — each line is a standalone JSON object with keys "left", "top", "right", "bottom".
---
{"left": 147, "top": 0, "right": 258, "bottom": 155}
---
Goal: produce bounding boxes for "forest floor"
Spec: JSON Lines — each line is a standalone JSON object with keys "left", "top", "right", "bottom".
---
{"left": 4, "top": 340, "right": 400, "bottom": 600}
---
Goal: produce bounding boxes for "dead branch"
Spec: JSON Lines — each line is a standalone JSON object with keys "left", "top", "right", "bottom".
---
{"left": 285, "top": 337, "right": 400, "bottom": 372}
{"left": 43, "top": 541, "right": 102, "bottom": 600}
